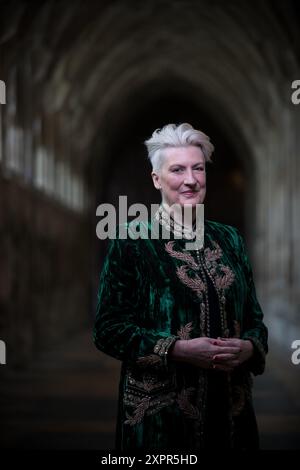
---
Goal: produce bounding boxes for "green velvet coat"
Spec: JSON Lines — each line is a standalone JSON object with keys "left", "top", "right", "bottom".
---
{"left": 93, "top": 217, "right": 268, "bottom": 451}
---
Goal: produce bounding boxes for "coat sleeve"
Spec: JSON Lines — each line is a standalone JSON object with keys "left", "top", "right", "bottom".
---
{"left": 93, "top": 232, "right": 179, "bottom": 371}
{"left": 236, "top": 230, "right": 268, "bottom": 375}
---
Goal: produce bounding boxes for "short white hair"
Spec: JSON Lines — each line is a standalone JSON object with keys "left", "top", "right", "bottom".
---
{"left": 144, "top": 123, "right": 214, "bottom": 172}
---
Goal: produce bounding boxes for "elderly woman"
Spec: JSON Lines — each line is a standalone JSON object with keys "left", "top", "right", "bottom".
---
{"left": 93, "top": 123, "right": 268, "bottom": 451}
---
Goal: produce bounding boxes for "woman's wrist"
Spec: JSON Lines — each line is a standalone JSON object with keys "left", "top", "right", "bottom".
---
{"left": 243, "top": 339, "right": 254, "bottom": 361}
{"left": 169, "top": 339, "right": 189, "bottom": 363}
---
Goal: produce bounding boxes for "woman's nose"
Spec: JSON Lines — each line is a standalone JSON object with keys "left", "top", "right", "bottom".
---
{"left": 184, "top": 171, "right": 197, "bottom": 185}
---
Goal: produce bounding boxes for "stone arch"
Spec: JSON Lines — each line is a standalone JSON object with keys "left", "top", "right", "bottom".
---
{"left": 1, "top": 0, "right": 300, "bottom": 364}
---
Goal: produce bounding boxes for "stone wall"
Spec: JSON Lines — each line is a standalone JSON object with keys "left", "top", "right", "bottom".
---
{"left": 0, "top": 176, "right": 90, "bottom": 367}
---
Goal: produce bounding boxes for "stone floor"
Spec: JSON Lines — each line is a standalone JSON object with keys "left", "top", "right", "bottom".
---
{"left": 0, "top": 330, "right": 299, "bottom": 450}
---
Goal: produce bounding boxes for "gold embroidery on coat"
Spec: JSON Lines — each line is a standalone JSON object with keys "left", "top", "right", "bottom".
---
{"left": 164, "top": 240, "right": 235, "bottom": 298}
{"left": 176, "top": 265, "right": 206, "bottom": 297}
{"left": 165, "top": 241, "right": 198, "bottom": 269}
{"left": 124, "top": 368, "right": 177, "bottom": 425}
{"left": 136, "top": 354, "right": 163, "bottom": 368}
{"left": 177, "top": 321, "right": 193, "bottom": 340}
{"left": 176, "top": 387, "right": 200, "bottom": 420}
{"left": 136, "top": 336, "right": 178, "bottom": 369}
{"left": 202, "top": 241, "right": 235, "bottom": 292}
{"left": 124, "top": 392, "right": 177, "bottom": 425}
{"left": 127, "top": 370, "right": 172, "bottom": 393}
{"left": 200, "top": 242, "right": 235, "bottom": 336}
{"left": 204, "top": 241, "right": 222, "bottom": 263}
{"left": 124, "top": 397, "right": 151, "bottom": 425}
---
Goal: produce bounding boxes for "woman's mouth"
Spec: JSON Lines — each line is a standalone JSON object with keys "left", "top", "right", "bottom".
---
{"left": 182, "top": 191, "right": 198, "bottom": 196}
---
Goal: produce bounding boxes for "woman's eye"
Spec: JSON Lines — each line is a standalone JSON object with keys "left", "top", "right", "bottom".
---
{"left": 172, "top": 168, "right": 182, "bottom": 173}
{"left": 171, "top": 167, "right": 204, "bottom": 173}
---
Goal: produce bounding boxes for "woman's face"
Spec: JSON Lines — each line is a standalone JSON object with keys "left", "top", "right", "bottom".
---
{"left": 151, "top": 145, "right": 206, "bottom": 208}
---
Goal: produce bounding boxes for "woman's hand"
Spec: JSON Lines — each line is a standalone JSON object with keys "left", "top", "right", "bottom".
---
{"left": 211, "top": 338, "right": 254, "bottom": 372}
{"left": 170, "top": 337, "right": 241, "bottom": 370}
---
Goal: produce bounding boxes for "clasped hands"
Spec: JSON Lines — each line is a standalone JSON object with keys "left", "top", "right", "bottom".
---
{"left": 173, "top": 336, "right": 254, "bottom": 372}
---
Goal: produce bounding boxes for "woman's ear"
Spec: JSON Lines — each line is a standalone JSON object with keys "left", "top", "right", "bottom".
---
{"left": 151, "top": 171, "right": 161, "bottom": 190}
